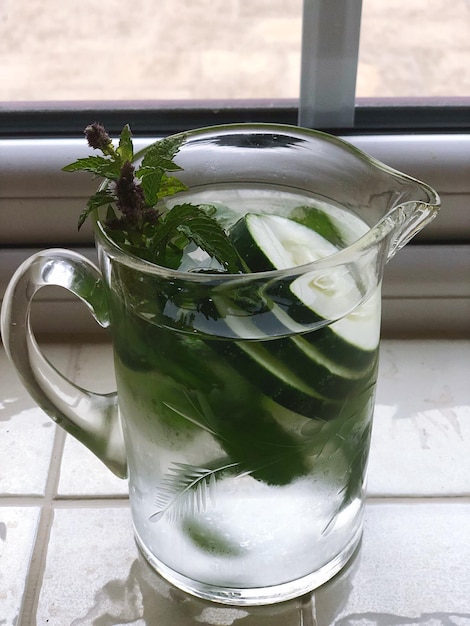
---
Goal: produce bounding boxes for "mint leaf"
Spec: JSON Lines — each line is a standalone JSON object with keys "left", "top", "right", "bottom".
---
{"left": 290, "top": 205, "right": 344, "bottom": 246}
{"left": 117, "top": 124, "right": 133, "bottom": 163}
{"left": 138, "top": 167, "right": 164, "bottom": 207}
{"left": 157, "top": 174, "right": 188, "bottom": 200}
{"left": 141, "top": 134, "right": 186, "bottom": 170}
{"left": 78, "top": 189, "right": 116, "bottom": 230}
{"left": 106, "top": 205, "right": 118, "bottom": 223}
{"left": 65, "top": 124, "right": 247, "bottom": 275}
{"left": 135, "top": 135, "right": 187, "bottom": 205}
{"left": 62, "top": 156, "right": 121, "bottom": 180}
{"left": 136, "top": 156, "right": 182, "bottom": 173}
{"left": 151, "top": 204, "right": 242, "bottom": 273}
{"left": 138, "top": 171, "right": 188, "bottom": 207}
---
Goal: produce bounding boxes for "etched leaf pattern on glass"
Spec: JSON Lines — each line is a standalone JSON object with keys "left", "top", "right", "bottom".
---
{"left": 149, "top": 461, "right": 240, "bottom": 522}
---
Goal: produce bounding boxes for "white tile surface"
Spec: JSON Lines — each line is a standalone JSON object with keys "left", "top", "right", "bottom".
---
{"left": 0, "top": 345, "right": 72, "bottom": 496}
{"left": 322, "top": 502, "right": 470, "bottom": 620}
{"left": 72, "top": 341, "right": 116, "bottom": 393}
{"left": 34, "top": 502, "right": 470, "bottom": 624}
{"left": 37, "top": 507, "right": 136, "bottom": 625}
{"left": 57, "top": 342, "right": 129, "bottom": 496}
{"left": 58, "top": 434, "right": 129, "bottom": 496}
{"left": 0, "top": 403, "right": 55, "bottom": 496}
{"left": 2, "top": 339, "right": 470, "bottom": 624}
{"left": 0, "top": 507, "right": 41, "bottom": 625}
{"left": 36, "top": 507, "right": 302, "bottom": 625}
{"left": 368, "top": 340, "right": 470, "bottom": 496}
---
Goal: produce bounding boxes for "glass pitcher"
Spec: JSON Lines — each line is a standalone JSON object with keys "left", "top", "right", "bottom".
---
{"left": 0, "top": 124, "right": 440, "bottom": 605}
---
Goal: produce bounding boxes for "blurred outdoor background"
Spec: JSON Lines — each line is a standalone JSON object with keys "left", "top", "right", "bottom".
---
{"left": 0, "top": 0, "right": 469, "bottom": 102}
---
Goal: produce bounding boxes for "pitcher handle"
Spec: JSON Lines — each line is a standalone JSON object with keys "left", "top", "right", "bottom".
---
{"left": 0, "top": 249, "right": 127, "bottom": 478}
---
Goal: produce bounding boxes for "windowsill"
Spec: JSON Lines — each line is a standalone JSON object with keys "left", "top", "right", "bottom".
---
{"left": 1, "top": 337, "right": 470, "bottom": 623}
{"left": 2, "top": 132, "right": 470, "bottom": 340}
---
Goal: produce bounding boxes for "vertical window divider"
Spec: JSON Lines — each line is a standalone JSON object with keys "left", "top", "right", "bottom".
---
{"left": 298, "top": 0, "right": 363, "bottom": 129}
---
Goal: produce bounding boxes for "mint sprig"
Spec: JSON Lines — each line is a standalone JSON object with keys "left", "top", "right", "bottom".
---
{"left": 149, "top": 203, "right": 243, "bottom": 272}
{"left": 62, "top": 123, "right": 244, "bottom": 273}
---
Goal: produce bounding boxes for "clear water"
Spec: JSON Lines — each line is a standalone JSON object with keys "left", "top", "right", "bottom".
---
{"left": 108, "top": 187, "right": 380, "bottom": 596}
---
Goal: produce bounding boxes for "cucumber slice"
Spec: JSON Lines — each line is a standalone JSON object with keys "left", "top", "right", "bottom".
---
{"left": 212, "top": 293, "right": 306, "bottom": 340}
{"left": 268, "top": 334, "right": 377, "bottom": 398}
{"left": 229, "top": 213, "right": 352, "bottom": 332}
{"left": 328, "top": 288, "right": 381, "bottom": 352}
{"left": 209, "top": 213, "right": 380, "bottom": 419}
{"left": 212, "top": 339, "right": 339, "bottom": 419}
{"left": 230, "top": 213, "right": 380, "bottom": 355}
{"left": 230, "top": 213, "right": 339, "bottom": 272}
{"left": 305, "top": 289, "right": 381, "bottom": 370}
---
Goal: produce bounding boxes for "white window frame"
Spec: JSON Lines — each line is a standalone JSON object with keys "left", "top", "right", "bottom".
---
{"left": 299, "top": 0, "right": 362, "bottom": 128}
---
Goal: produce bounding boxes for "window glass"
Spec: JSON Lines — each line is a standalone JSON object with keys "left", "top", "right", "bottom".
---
{"left": 2, "top": 0, "right": 468, "bottom": 105}
{"left": 0, "top": 0, "right": 302, "bottom": 101}
{"left": 357, "top": 0, "right": 470, "bottom": 98}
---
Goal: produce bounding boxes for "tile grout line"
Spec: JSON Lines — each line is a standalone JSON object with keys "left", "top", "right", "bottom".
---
{"left": 4, "top": 494, "right": 469, "bottom": 509}
{"left": 365, "top": 495, "right": 470, "bottom": 504}
{"left": 18, "top": 427, "right": 66, "bottom": 626}
{"left": 18, "top": 343, "right": 78, "bottom": 626}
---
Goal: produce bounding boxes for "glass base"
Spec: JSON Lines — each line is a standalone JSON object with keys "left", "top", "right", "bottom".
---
{"left": 134, "top": 525, "right": 362, "bottom": 606}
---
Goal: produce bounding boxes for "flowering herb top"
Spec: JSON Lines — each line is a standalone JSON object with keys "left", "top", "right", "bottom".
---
{"left": 63, "top": 123, "right": 244, "bottom": 273}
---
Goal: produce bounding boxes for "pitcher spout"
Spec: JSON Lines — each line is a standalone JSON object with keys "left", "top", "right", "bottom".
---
{"left": 384, "top": 195, "right": 440, "bottom": 261}
{"left": 340, "top": 141, "right": 441, "bottom": 263}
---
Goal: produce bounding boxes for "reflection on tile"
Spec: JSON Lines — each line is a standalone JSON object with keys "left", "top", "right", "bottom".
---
{"left": 312, "top": 502, "right": 470, "bottom": 623}
{"left": 132, "top": 557, "right": 302, "bottom": 626}
{"left": 58, "top": 434, "right": 129, "bottom": 496}
{"left": 369, "top": 340, "right": 470, "bottom": 496}
{"left": 302, "top": 546, "right": 361, "bottom": 626}
{"left": 37, "top": 507, "right": 302, "bottom": 625}
{"left": 37, "top": 507, "right": 136, "bottom": 625}
{"left": 0, "top": 346, "right": 72, "bottom": 495}
{"left": 0, "top": 507, "right": 41, "bottom": 625}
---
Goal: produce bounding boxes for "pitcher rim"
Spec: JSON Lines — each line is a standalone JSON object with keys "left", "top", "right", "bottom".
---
{"left": 135, "top": 122, "right": 440, "bottom": 203}
{"left": 93, "top": 123, "right": 440, "bottom": 282}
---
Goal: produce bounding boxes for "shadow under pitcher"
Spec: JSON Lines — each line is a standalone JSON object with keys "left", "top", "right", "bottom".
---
{"left": 1, "top": 124, "right": 440, "bottom": 605}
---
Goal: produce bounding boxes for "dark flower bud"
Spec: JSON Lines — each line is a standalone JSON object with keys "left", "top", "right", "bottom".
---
{"left": 142, "top": 207, "right": 160, "bottom": 224}
{"left": 85, "top": 123, "right": 113, "bottom": 152}
{"left": 115, "top": 161, "right": 146, "bottom": 223}
{"left": 118, "top": 160, "right": 135, "bottom": 185}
